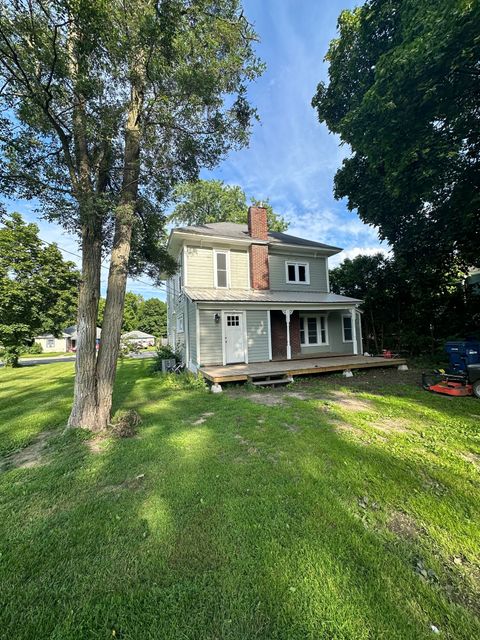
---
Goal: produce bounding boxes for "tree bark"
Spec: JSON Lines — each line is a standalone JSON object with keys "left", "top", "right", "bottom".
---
{"left": 68, "top": 216, "right": 102, "bottom": 428}
{"left": 94, "top": 76, "right": 143, "bottom": 430}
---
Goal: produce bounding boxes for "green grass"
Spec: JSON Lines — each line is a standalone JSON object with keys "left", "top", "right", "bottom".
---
{"left": 0, "top": 361, "right": 479, "bottom": 639}
{"left": 19, "top": 351, "right": 74, "bottom": 359}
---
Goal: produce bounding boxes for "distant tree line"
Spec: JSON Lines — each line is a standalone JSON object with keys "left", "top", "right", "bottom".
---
{"left": 98, "top": 293, "right": 166, "bottom": 338}
{"left": 330, "top": 254, "right": 480, "bottom": 355}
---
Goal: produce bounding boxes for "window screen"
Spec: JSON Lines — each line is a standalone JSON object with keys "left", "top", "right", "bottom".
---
{"left": 298, "top": 265, "right": 306, "bottom": 282}
{"left": 287, "top": 264, "right": 296, "bottom": 282}
{"left": 216, "top": 252, "right": 228, "bottom": 288}
{"left": 307, "top": 317, "right": 318, "bottom": 344}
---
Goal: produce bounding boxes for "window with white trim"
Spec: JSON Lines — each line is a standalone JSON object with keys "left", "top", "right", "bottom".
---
{"left": 215, "top": 251, "right": 229, "bottom": 288}
{"left": 342, "top": 314, "right": 353, "bottom": 342}
{"left": 299, "top": 315, "right": 327, "bottom": 346}
{"left": 286, "top": 261, "right": 309, "bottom": 284}
{"left": 176, "top": 313, "right": 184, "bottom": 332}
{"left": 46, "top": 337, "right": 55, "bottom": 348}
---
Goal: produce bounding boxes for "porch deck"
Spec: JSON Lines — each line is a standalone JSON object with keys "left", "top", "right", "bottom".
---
{"left": 200, "top": 354, "right": 407, "bottom": 384}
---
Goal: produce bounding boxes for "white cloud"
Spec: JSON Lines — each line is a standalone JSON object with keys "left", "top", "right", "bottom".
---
{"left": 329, "top": 245, "right": 391, "bottom": 268}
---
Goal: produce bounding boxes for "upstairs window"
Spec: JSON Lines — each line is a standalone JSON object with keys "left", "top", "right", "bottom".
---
{"left": 300, "top": 315, "right": 328, "bottom": 346}
{"left": 286, "top": 261, "right": 310, "bottom": 284}
{"left": 214, "top": 251, "right": 229, "bottom": 288}
{"left": 342, "top": 314, "right": 353, "bottom": 342}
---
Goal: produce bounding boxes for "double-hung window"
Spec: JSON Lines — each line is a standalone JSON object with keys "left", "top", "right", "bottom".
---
{"left": 342, "top": 314, "right": 353, "bottom": 342}
{"left": 176, "top": 313, "right": 184, "bottom": 333}
{"left": 299, "top": 315, "right": 327, "bottom": 346}
{"left": 46, "top": 337, "right": 55, "bottom": 348}
{"left": 214, "top": 251, "right": 229, "bottom": 288}
{"left": 286, "top": 261, "right": 309, "bottom": 284}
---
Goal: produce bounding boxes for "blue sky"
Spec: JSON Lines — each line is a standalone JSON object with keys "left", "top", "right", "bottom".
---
{"left": 4, "top": 0, "right": 387, "bottom": 300}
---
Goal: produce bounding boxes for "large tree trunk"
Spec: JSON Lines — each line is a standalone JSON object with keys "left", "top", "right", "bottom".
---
{"left": 68, "top": 218, "right": 102, "bottom": 428}
{"left": 94, "top": 78, "right": 143, "bottom": 430}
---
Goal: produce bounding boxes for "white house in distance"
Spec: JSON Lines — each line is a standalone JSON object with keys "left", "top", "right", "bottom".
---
{"left": 165, "top": 205, "right": 363, "bottom": 373}
{"left": 121, "top": 330, "right": 156, "bottom": 348}
{"left": 34, "top": 325, "right": 102, "bottom": 352}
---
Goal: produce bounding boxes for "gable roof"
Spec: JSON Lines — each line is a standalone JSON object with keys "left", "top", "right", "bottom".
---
{"left": 64, "top": 325, "right": 102, "bottom": 339}
{"left": 170, "top": 222, "right": 342, "bottom": 255}
{"left": 122, "top": 330, "right": 155, "bottom": 339}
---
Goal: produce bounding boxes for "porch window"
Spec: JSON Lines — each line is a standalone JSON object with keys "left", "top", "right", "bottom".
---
{"left": 215, "top": 251, "right": 229, "bottom": 288}
{"left": 286, "top": 261, "right": 310, "bottom": 284}
{"left": 300, "top": 315, "right": 327, "bottom": 346}
{"left": 342, "top": 314, "right": 353, "bottom": 342}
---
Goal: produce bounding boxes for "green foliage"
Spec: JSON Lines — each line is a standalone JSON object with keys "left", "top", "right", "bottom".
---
{"left": 98, "top": 294, "right": 166, "bottom": 337}
{"left": 156, "top": 370, "right": 208, "bottom": 391}
{"left": 0, "top": 214, "right": 79, "bottom": 366}
{"left": 137, "top": 298, "right": 167, "bottom": 337}
{"left": 0, "top": 0, "right": 264, "bottom": 282}
{"left": 170, "top": 179, "right": 288, "bottom": 231}
{"left": 330, "top": 252, "right": 470, "bottom": 354}
{"left": 27, "top": 342, "right": 43, "bottom": 355}
{"left": 313, "top": 0, "right": 480, "bottom": 271}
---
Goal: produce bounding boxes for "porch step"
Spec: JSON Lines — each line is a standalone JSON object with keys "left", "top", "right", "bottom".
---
{"left": 247, "top": 372, "right": 293, "bottom": 387}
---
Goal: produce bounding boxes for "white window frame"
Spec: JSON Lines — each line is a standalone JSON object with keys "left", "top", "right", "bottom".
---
{"left": 285, "top": 261, "right": 310, "bottom": 285}
{"left": 342, "top": 313, "right": 353, "bottom": 343}
{"left": 213, "top": 249, "right": 230, "bottom": 289}
{"left": 46, "top": 337, "right": 55, "bottom": 348}
{"left": 299, "top": 314, "right": 328, "bottom": 346}
{"left": 176, "top": 313, "right": 184, "bottom": 333}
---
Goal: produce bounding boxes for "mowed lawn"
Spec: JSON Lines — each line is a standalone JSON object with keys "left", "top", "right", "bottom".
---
{"left": 0, "top": 361, "right": 479, "bottom": 639}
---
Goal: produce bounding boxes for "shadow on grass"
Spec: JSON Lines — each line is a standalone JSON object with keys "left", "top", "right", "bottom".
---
{"left": 1, "top": 375, "right": 479, "bottom": 640}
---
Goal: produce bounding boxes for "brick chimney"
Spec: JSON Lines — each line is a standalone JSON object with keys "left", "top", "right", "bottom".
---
{"left": 248, "top": 206, "right": 269, "bottom": 290}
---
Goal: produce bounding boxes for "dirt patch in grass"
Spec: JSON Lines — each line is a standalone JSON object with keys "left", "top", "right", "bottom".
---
{"left": 328, "top": 390, "right": 374, "bottom": 412}
{"left": 0, "top": 430, "right": 54, "bottom": 471}
{"left": 101, "top": 473, "right": 146, "bottom": 493}
{"left": 86, "top": 436, "right": 109, "bottom": 454}
{"left": 192, "top": 412, "right": 215, "bottom": 425}
{"left": 371, "top": 417, "right": 412, "bottom": 434}
{"left": 331, "top": 420, "right": 367, "bottom": 440}
{"left": 461, "top": 451, "right": 480, "bottom": 470}
{"left": 388, "top": 510, "right": 422, "bottom": 541}
{"left": 240, "top": 390, "right": 307, "bottom": 406}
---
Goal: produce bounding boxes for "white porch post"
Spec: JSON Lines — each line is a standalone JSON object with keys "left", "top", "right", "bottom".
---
{"left": 351, "top": 308, "right": 358, "bottom": 355}
{"left": 283, "top": 309, "right": 293, "bottom": 360}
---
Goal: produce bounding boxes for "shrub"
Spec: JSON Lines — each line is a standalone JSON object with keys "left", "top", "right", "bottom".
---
{"left": 153, "top": 344, "right": 182, "bottom": 372}
{"left": 28, "top": 342, "right": 43, "bottom": 354}
{"left": 109, "top": 409, "right": 142, "bottom": 438}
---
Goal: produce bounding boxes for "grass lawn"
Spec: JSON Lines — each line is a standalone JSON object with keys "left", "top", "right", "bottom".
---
{"left": 19, "top": 351, "right": 74, "bottom": 359}
{"left": 0, "top": 361, "right": 479, "bottom": 639}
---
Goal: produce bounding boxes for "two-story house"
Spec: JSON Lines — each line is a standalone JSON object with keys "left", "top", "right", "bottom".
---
{"left": 166, "top": 206, "right": 363, "bottom": 372}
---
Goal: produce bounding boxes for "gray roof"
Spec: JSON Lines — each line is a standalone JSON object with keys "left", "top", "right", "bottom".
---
{"left": 174, "top": 222, "right": 342, "bottom": 253}
{"left": 184, "top": 288, "right": 362, "bottom": 305}
{"left": 64, "top": 325, "right": 101, "bottom": 339}
{"left": 122, "top": 331, "right": 155, "bottom": 339}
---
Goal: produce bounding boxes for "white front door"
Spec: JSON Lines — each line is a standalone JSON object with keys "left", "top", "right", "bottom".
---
{"left": 224, "top": 312, "right": 246, "bottom": 364}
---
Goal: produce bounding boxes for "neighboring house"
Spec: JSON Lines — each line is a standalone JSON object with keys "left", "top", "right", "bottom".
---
{"left": 34, "top": 331, "right": 71, "bottom": 353}
{"left": 121, "top": 330, "right": 156, "bottom": 348}
{"left": 34, "top": 325, "right": 102, "bottom": 352}
{"left": 166, "top": 206, "right": 363, "bottom": 371}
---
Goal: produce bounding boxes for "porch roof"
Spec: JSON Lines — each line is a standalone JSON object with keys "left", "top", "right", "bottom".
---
{"left": 184, "top": 287, "right": 362, "bottom": 305}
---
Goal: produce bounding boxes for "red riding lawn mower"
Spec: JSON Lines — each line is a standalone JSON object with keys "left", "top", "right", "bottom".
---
{"left": 422, "top": 366, "right": 480, "bottom": 398}
{"left": 423, "top": 340, "right": 480, "bottom": 398}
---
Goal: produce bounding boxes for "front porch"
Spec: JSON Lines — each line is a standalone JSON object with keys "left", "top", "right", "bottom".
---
{"left": 200, "top": 354, "right": 407, "bottom": 384}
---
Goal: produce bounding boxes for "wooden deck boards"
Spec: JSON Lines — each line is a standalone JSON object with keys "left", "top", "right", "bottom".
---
{"left": 200, "top": 355, "right": 407, "bottom": 384}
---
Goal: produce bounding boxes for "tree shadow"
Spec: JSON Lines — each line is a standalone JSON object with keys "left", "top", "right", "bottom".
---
{"left": 1, "top": 380, "right": 479, "bottom": 639}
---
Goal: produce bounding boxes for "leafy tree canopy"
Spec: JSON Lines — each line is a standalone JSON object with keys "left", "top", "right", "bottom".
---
{"left": 0, "top": 0, "right": 263, "bottom": 428}
{"left": 98, "top": 293, "right": 166, "bottom": 336}
{"left": 313, "top": 0, "right": 480, "bottom": 270}
{"left": 170, "top": 179, "right": 288, "bottom": 231}
{"left": 137, "top": 298, "right": 167, "bottom": 337}
{"left": 0, "top": 213, "right": 79, "bottom": 365}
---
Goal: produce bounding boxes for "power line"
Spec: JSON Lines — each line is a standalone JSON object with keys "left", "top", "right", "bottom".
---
{"left": 38, "top": 235, "right": 170, "bottom": 292}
